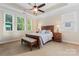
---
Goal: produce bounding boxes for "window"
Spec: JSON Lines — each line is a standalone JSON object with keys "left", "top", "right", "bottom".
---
{"left": 27, "top": 20, "right": 32, "bottom": 31}
{"left": 17, "top": 17, "right": 24, "bottom": 30}
{"left": 5, "top": 14, "right": 12, "bottom": 31}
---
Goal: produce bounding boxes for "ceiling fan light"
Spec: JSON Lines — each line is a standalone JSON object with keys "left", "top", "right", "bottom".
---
{"left": 33, "top": 8, "right": 38, "bottom": 12}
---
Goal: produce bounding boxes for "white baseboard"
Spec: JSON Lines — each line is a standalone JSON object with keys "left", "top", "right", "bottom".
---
{"left": 0, "top": 39, "right": 20, "bottom": 44}
{"left": 0, "top": 35, "right": 24, "bottom": 44}
{"left": 63, "top": 40, "right": 79, "bottom": 45}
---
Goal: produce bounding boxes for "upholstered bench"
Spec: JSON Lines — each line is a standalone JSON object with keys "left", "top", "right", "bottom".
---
{"left": 21, "top": 37, "right": 38, "bottom": 51}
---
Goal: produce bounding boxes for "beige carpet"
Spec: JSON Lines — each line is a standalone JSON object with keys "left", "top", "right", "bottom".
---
{"left": 17, "top": 41, "right": 79, "bottom": 56}
{"left": 0, "top": 40, "right": 79, "bottom": 56}
{"left": 0, "top": 40, "right": 37, "bottom": 56}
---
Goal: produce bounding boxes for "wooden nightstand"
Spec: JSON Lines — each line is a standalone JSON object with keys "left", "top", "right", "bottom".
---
{"left": 53, "top": 32, "right": 62, "bottom": 42}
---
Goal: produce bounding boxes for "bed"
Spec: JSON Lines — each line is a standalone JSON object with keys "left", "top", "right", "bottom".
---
{"left": 26, "top": 25, "right": 54, "bottom": 48}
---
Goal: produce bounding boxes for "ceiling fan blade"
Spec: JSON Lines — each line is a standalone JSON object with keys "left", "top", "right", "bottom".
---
{"left": 38, "top": 9, "right": 45, "bottom": 13}
{"left": 37, "top": 3, "right": 45, "bottom": 8}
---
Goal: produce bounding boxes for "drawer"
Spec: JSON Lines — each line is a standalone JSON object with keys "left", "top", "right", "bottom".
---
{"left": 54, "top": 33, "right": 61, "bottom": 37}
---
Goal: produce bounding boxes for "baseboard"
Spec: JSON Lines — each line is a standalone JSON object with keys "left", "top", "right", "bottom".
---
{"left": 62, "top": 40, "right": 79, "bottom": 45}
{"left": 0, "top": 39, "right": 20, "bottom": 44}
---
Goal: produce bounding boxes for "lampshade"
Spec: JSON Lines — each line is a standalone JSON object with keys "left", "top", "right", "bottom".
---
{"left": 56, "top": 25, "right": 60, "bottom": 28}
{"left": 56, "top": 25, "right": 60, "bottom": 32}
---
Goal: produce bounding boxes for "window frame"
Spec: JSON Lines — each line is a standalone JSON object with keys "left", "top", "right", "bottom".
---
{"left": 4, "top": 13, "right": 14, "bottom": 32}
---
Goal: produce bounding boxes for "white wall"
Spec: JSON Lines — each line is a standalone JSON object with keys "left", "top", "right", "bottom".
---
{"left": 1, "top": 3, "right": 79, "bottom": 45}
{"left": 33, "top": 4, "right": 79, "bottom": 45}
{"left": 61, "top": 11, "right": 79, "bottom": 45}
{"left": 0, "top": 5, "right": 33, "bottom": 44}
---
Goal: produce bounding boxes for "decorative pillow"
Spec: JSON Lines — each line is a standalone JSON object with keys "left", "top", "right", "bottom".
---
{"left": 45, "top": 30, "right": 52, "bottom": 34}
{"left": 45, "top": 30, "right": 49, "bottom": 34}
{"left": 40, "top": 30, "right": 52, "bottom": 34}
{"left": 40, "top": 30, "right": 46, "bottom": 34}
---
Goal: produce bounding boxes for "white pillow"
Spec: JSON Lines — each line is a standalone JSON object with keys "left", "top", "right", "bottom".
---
{"left": 41, "top": 30, "right": 46, "bottom": 34}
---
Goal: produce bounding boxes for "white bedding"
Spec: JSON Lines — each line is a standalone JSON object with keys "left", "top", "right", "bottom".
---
{"left": 39, "top": 31, "right": 53, "bottom": 47}
{"left": 27, "top": 30, "right": 53, "bottom": 47}
{"left": 40, "top": 32, "right": 53, "bottom": 44}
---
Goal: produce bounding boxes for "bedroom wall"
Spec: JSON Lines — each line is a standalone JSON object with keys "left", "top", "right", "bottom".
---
{"left": 61, "top": 11, "right": 79, "bottom": 44}
{"left": 1, "top": 3, "right": 79, "bottom": 45}
{"left": 0, "top": 5, "right": 33, "bottom": 44}
{"left": 35, "top": 12, "right": 79, "bottom": 45}
{"left": 34, "top": 14, "right": 62, "bottom": 33}
{"left": 34, "top": 4, "right": 79, "bottom": 45}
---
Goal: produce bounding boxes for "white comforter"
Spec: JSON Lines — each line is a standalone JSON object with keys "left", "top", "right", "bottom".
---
{"left": 26, "top": 31, "right": 53, "bottom": 47}
{"left": 40, "top": 32, "right": 53, "bottom": 44}
{"left": 39, "top": 32, "right": 53, "bottom": 47}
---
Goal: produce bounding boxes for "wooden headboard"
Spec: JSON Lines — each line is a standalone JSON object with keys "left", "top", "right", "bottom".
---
{"left": 41, "top": 25, "right": 54, "bottom": 33}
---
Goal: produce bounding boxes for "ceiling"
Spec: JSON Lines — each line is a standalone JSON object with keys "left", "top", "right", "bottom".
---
{"left": 5, "top": 3, "right": 68, "bottom": 16}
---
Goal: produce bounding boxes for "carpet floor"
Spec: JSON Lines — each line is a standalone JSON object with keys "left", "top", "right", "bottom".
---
{"left": 1, "top": 40, "right": 79, "bottom": 56}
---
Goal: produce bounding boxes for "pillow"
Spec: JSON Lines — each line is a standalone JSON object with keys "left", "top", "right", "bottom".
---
{"left": 47, "top": 30, "right": 51, "bottom": 32}
{"left": 40, "top": 30, "right": 46, "bottom": 34}
{"left": 45, "top": 30, "right": 52, "bottom": 34}
{"left": 45, "top": 30, "right": 50, "bottom": 34}
{"left": 40, "top": 30, "right": 52, "bottom": 34}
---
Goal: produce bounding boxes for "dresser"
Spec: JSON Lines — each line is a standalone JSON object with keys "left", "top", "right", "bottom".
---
{"left": 53, "top": 32, "right": 62, "bottom": 42}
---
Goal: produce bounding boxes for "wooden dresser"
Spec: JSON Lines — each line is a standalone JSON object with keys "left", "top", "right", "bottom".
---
{"left": 53, "top": 32, "right": 62, "bottom": 42}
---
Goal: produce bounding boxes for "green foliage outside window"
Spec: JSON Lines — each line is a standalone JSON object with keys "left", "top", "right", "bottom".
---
{"left": 17, "top": 17, "right": 24, "bottom": 31}
{"left": 27, "top": 20, "right": 32, "bottom": 31}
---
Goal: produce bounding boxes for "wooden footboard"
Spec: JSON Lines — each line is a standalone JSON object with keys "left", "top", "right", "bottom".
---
{"left": 26, "top": 34, "right": 40, "bottom": 48}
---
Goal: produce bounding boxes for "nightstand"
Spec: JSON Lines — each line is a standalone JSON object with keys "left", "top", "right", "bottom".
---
{"left": 53, "top": 32, "right": 62, "bottom": 42}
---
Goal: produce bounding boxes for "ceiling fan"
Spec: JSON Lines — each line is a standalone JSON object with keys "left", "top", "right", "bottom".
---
{"left": 25, "top": 3, "right": 46, "bottom": 15}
